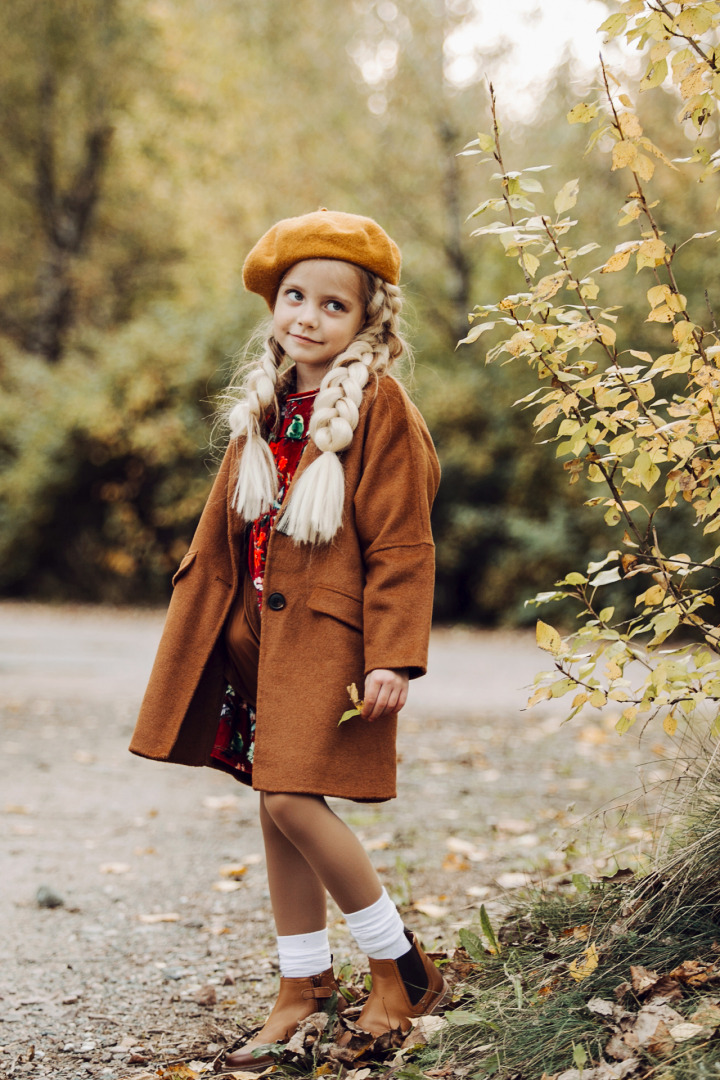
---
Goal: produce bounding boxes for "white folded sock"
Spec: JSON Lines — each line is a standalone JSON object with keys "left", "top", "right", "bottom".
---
{"left": 342, "top": 887, "right": 411, "bottom": 960}
{"left": 276, "top": 928, "right": 332, "bottom": 978}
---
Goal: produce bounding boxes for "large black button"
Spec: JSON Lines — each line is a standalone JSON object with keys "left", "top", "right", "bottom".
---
{"left": 267, "top": 592, "right": 286, "bottom": 611}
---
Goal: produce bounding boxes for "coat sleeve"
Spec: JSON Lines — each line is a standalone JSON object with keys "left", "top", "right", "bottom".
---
{"left": 353, "top": 378, "right": 440, "bottom": 679}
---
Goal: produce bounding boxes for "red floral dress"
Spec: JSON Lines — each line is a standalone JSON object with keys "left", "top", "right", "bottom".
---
{"left": 248, "top": 387, "right": 318, "bottom": 608}
{"left": 210, "top": 388, "right": 318, "bottom": 781}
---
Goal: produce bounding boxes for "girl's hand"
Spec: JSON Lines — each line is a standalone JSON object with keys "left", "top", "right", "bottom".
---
{"left": 362, "top": 668, "right": 409, "bottom": 721}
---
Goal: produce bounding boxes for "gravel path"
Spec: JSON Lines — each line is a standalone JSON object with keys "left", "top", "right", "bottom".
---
{"left": 0, "top": 603, "right": 670, "bottom": 1079}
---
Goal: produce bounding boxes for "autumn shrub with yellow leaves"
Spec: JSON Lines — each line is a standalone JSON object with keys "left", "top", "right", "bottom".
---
{"left": 463, "top": 0, "right": 720, "bottom": 745}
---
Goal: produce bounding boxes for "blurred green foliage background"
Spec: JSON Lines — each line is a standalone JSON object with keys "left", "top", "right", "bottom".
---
{"left": 1, "top": 0, "right": 717, "bottom": 622}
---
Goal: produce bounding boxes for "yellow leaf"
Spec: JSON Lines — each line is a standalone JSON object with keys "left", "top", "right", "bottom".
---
{"left": 616, "top": 707, "right": 638, "bottom": 733}
{"left": 601, "top": 248, "right": 634, "bottom": 274}
{"left": 626, "top": 450, "right": 661, "bottom": 491}
{"left": 599, "top": 12, "right": 628, "bottom": 37}
{"left": 590, "top": 689, "right": 607, "bottom": 708}
{"left": 555, "top": 178, "right": 580, "bottom": 214}
{"left": 697, "top": 418, "right": 717, "bottom": 441}
{"left": 663, "top": 711, "right": 678, "bottom": 736}
{"left": 647, "top": 304, "right": 674, "bottom": 323}
{"left": 635, "top": 153, "right": 655, "bottom": 182}
{"left": 637, "top": 238, "right": 666, "bottom": 270}
{"left": 218, "top": 863, "right": 247, "bottom": 879}
{"left": 618, "top": 111, "right": 642, "bottom": 138}
{"left": 533, "top": 273, "right": 566, "bottom": 302}
{"left": 647, "top": 284, "right": 671, "bottom": 308}
{"left": 599, "top": 324, "right": 617, "bottom": 347}
{"left": 568, "top": 102, "right": 598, "bottom": 124}
{"left": 677, "top": 7, "right": 714, "bottom": 36}
{"left": 641, "top": 57, "right": 668, "bottom": 91}
{"left": 523, "top": 251, "right": 540, "bottom": 277}
{"left": 536, "top": 619, "right": 562, "bottom": 655}
{"left": 612, "top": 140, "right": 638, "bottom": 170}
{"left": 643, "top": 583, "right": 667, "bottom": 606}
{"left": 680, "top": 65, "right": 708, "bottom": 100}
{"left": 347, "top": 682, "right": 363, "bottom": 708}
{"left": 528, "top": 685, "right": 553, "bottom": 707}
{"left": 568, "top": 944, "right": 599, "bottom": 982}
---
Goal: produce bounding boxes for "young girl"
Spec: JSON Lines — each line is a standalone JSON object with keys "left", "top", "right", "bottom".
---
{"left": 129, "top": 209, "right": 446, "bottom": 1069}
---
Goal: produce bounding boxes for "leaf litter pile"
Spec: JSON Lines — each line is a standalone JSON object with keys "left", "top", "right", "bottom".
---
{"left": 115, "top": 951, "right": 470, "bottom": 1080}
{"left": 421, "top": 739, "right": 720, "bottom": 1080}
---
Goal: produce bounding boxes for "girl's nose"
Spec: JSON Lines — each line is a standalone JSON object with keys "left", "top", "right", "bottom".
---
{"left": 297, "top": 303, "right": 319, "bottom": 328}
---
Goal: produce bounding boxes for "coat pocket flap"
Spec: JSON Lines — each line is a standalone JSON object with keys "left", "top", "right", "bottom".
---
{"left": 171, "top": 549, "right": 198, "bottom": 587}
{"left": 308, "top": 586, "right": 363, "bottom": 631}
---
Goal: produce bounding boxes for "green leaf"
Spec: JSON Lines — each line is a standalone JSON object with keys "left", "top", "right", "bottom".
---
{"left": 479, "top": 904, "right": 501, "bottom": 955}
{"left": 573, "top": 1043, "right": 589, "bottom": 1070}
{"left": 338, "top": 708, "right": 361, "bottom": 726}
{"left": 444, "top": 1009, "right": 482, "bottom": 1027}
{"left": 572, "top": 872, "right": 592, "bottom": 893}
{"left": 459, "top": 928, "right": 485, "bottom": 962}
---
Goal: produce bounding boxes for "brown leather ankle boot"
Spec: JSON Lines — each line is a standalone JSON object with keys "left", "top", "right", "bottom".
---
{"left": 224, "top": 966, "right": 344, "bottom": 1071}
{"left": 340, "top": 931, "right": 449, "bottom": 1042}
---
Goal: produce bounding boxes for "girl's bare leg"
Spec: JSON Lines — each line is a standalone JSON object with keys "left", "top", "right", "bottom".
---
{"left": 260, "top": 791, "right": 328, "bottom": 934}
{"left": 261, "top": 791, "right": 383, "bottom": 915}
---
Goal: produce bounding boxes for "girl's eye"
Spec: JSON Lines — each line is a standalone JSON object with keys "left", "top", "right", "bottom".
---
{"left": 285, "top": 288, "right": 303, "bottom": 301}
{"left": 327, "top": 300, "right": 346, "bottom": 313}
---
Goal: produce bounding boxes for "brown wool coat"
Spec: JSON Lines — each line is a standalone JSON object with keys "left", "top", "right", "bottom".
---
{"left": 129, "top": 375, "right": 440, "bottom": 802}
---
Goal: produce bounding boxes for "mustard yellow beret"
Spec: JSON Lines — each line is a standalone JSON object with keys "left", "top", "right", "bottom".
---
{"left": 243, "top": 209, "right": 401, "bottom": 310}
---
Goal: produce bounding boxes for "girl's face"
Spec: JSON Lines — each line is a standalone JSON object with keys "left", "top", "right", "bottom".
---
{"left": 273, "top": 259, "right": 366, "bottom": 390}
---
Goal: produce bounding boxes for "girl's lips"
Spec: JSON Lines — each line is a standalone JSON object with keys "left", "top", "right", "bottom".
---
{"left": 291, "top": 333, "right": 321, "bottom": 344}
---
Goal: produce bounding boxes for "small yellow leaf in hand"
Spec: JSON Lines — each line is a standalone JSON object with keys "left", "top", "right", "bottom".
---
{"left": 347, "top": 682, "right": 363, "bottom": 709}
{"left": 340, "top": 683, "right": 365, "bottom": 725}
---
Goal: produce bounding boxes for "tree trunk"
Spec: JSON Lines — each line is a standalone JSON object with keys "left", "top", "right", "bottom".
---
{"left": 28, "top": 73, "right": 112, "bottom": 363}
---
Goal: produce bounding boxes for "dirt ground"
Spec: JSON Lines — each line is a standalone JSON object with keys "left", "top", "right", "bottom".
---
{"left": 0, "top": 602, "right": 673, "bottom": 1080}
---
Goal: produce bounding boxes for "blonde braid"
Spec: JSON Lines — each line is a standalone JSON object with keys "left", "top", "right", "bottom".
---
{"left": 228, "top": 337, "right": 283, "bottom": 521}
{"left": 278, "top": 279, "right": 405, "bottom": 544}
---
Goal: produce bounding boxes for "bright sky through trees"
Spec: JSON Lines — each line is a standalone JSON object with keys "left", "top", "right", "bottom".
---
{"left": 446, "top": 0, "right": 619, "bottom": 116}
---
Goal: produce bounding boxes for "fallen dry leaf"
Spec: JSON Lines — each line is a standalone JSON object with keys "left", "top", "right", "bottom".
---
{"left": 441, "top": 852, "right": 470, "bottom": 872}
{"left": 284, "top": 1010, "right": 328, "bottom": 1054}
{"left": 495, "top": 871, "right": 528, "bottom": 890}
{"left": 190, "top": 985, "right": 217, "bottom": 1007}
{"left": 364, "top": 835, "right": 391, "bottom": 852}
{"left": 669, "top": 1021, "right": 706, "bottom": 1042}
{"left": 218, "top": 864, "right": 247, "bottom": 879}
{"left": 137, "top": 912, "right": 180, "bottom": 924}
{"left": 212, "top": 880, "right": 243, "bottom": 893}
{"left": 568, "top": 944, "right": 599, "bottom": 982}
{"left": 690, "top": 1000, "right": 720, "bottom": 1028}
{"left": 401, "top": 1013, "right": 448, "bottom": 1047}
{"left": 73, "top": 750, "right": 96, "bottom": 764}
{"left": 629, "top": 964, "right": 659, "bottom": 994}
{"left": 412, "top": 899, "right": 448, "bottom": 918}
{"left": 670, "top": 959, "right": 719, "bottom": 986}
{"left": 202, "top": 795, "right": 240, "bottom": 811}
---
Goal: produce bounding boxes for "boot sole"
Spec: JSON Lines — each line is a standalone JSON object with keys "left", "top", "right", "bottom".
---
{"left": 217, "top": 1050, "right": 274, "bottom": 1075}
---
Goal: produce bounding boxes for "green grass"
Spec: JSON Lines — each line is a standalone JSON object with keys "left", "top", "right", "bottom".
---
{"left": 417, "top": 738, "right": 720, "bottom": 1079}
